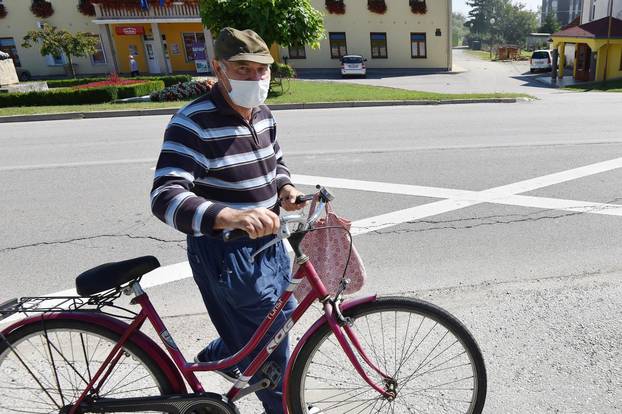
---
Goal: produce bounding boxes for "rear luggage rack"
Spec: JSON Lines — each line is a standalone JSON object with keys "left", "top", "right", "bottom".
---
{"left": 0, "top": 288, "right": 137, "bottom": 321}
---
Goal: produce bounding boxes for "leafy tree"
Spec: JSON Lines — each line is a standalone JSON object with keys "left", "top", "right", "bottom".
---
{"left": 539, "top": 12, "right": 561, "bottom": 33}
{"left": 199, "top": 0, "right": 325, "bottom": 49}
{"left": 452, "top": 12, "right": 468, "bottom": 46}
{"left": 497, "top": 2, "right": 538, "bottom": 45}
{"left": 22, "top": 23, "right": 98, "bottom": 78}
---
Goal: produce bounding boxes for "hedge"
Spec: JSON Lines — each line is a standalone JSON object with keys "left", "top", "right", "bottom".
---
{"left": 0, "top": 80, "right": 165, "bottom": 107}
{"left": 116, "top": 80, "right": 165, "bottom": 99}
{"left": 0, "top": 87, "right": 116, "bottom": 107}
{"left": 46, "top": 74, "right": 192, "bottom": 88}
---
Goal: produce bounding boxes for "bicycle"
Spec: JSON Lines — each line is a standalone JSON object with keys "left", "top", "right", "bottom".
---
{"left": 0, "top": 186, "right": 487, "bottom": 414}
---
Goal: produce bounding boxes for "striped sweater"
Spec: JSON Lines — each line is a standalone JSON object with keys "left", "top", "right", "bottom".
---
{"left": 150, "top": 85, "right": 292, "bottom": 236}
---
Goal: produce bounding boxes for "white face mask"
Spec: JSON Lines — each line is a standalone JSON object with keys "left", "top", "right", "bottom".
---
{"left": 219, "top": 63, "right": 270, "bottom": 108}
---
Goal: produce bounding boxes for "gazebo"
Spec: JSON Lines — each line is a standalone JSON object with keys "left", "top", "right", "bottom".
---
{"left": 551, "top": 16, "right": 622, "bottom": 82}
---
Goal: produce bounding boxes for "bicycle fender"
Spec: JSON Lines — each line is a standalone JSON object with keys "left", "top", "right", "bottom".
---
{"left": 282, "top": 294, "right": 377, "bottom": 413}
{"left": 1, "top": 312, "right": 187, "bottom": 394}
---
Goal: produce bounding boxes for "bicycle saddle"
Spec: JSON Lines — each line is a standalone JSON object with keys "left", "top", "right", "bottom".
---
{"left": 75, "top": 256, "right": 160, "bottom": 296}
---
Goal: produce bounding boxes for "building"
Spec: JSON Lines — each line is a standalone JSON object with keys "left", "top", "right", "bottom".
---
{"left": 541, "top": 0, "right": 583, "bottom": 27}
{"left": 551, "top": 0, "right": 622, "bottom": 82}
{"left": 0, "top": 0, "right": 451, "bottom": 78}
{"left": 281, "top": 0, "right": 452, "bottom": 72}
{"left": 0, "top": 0, "right": 114, "bottom": 77}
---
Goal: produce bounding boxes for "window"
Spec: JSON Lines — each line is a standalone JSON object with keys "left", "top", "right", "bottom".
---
{"left": 370, "top": 33, "right": 387, "bottom": 58}
{"left": 182, "top": 32, "right": 206, "bottom": 62}
{"left": 288, "top": 44, "right": 306, "bottom": 59}
{"left": 329, "top": 32, "right": 347, "bottom": 59}
{"left": 410, "top": 33, "right": 427, "bottom": 58}
{"left": 0, "top": 38, "right": 20, "bottom": 67}
{"left": 46, "top": 53, "right": 67, "bottom": 66}
{"left": 590, "top": 0, "right": 596, "bottom": 20}
{"left": 91, "top": 35, "right": 107, "bottom": 65}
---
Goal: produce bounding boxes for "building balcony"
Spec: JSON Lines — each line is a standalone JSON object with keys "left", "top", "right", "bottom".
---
{"left": 94, "top": 1, "right": 200, "bottom": 22}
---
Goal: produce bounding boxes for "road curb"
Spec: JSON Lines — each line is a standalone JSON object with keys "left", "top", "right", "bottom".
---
{"left": 0, "top": 98, "right": 521, "bottom": 123}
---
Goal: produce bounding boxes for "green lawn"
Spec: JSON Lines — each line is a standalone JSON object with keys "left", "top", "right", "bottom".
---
{"left": 465, "top": 48, "right": 531, "bottom": 62}
{"left": 0, "top": 80, "right": 531, "bottom": 117}
{"left": 563, "top": 78, "right": 622, "bottom": 92}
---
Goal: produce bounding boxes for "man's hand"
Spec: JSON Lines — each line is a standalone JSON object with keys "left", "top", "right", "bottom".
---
{"left": 215, "top": 207, "right": 280, "bottom": 239}
{"left": 279, "top": 184, "right": 307, "bottom": 212}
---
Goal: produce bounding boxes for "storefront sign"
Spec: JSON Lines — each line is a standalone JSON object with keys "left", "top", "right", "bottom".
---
{"left": 195, "top": 59, "right": 209, "bottom": 73}
{"left": 192, "top": 41, "right": 206, "bottom": 60}
{"left": 115, "top": 26, "right": 145, "bottom": 36}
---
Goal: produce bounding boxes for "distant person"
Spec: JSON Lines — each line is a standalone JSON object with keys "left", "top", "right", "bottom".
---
{"left": 129, "top": 55, "right": 139, "bottom": 77}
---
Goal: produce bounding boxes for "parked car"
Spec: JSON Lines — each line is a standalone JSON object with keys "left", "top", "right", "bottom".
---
{"left": 16, "top": 68, "right": 32, "bottom": 81}
{"left": 341, "top": 55, "right": 366, "bottom": 78}
{"left": 530, "top": 50, "right": 552, "bottom": 73}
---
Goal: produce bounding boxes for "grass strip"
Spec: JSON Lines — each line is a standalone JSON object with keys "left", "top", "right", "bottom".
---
{"left": 563, "top": 78, "right": 622, "bottom": 92}
{"left": 0, "top": 80, "right": 531, "bottom": 117}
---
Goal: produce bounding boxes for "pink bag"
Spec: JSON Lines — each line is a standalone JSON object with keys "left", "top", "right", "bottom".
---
{"left": 291, "top": 198, "right": 367, "bottom": 302}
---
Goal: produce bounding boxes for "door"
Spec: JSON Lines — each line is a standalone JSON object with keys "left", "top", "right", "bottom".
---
{"left": 575, "top": 43, "right": 591, "bottom": 81}
{"left": 144, "top": 40, "right": 160, "bottom": 74}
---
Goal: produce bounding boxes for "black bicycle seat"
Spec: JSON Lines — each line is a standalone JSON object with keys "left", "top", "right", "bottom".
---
{"left": 76, "top": 256, "right": 160, "bottom": 296}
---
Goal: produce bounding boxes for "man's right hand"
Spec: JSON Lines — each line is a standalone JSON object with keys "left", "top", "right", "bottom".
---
{"left": 214, "top": 207, "right": 280, "bottom": 239}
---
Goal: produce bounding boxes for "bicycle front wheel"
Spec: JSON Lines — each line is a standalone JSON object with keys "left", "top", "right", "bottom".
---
{"left": 287, "top": 297, "right": 487, "bottom": 414}
{"left": 0, "top": 318, "right": 175, "bottom": 413}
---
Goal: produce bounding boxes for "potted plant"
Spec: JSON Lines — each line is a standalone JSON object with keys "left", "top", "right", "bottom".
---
{"left": 409, "top": 0, "right": 427, "bottom": 14}
{"left": 31, "top": 0, "right": 54, "bottom": 18}
{"left": 367, "top": 0, "right": 387, "bottom": 14}
{"left": 78, "top": 0, "right": 96, "bottom": 16}
{"left": 325, "top": 0, "right": 345, "bottom": 14}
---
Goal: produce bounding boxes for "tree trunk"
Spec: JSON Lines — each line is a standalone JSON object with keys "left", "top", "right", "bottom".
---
{"left": 66, "top": 52, "right": 76, "bottom": 78}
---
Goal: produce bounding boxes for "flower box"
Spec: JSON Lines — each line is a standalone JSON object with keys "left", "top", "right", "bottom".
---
{"left": 368, "top": 0, "right": 387, "bottom": 14}
{"left": 325, "top": 0, "right": 345, "bottom": 14}
{"left": 409, "top": 0, "right": 427, "bottom": 14}
{"left": 31, "top": 0, "right": 54, "bottom": 18}
{"left": 78, "top": 0, "right": 96, "bottom": 16}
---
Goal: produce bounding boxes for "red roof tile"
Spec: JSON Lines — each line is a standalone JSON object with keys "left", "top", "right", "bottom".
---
{"left": 552, "top": 16, "right": 622, "bottom": 39}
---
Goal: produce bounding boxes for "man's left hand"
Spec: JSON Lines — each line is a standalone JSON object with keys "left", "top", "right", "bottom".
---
{"left": 279, "top": 184, "right": 306, "bottom": 212}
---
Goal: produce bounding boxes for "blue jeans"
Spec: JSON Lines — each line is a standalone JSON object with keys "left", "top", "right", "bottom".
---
{"left": 187, "top": 234, "right": 296, "bottom": 414}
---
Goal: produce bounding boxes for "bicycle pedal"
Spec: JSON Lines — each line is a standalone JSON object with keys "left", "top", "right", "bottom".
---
{"left": 261, "top": 361, "right": 282, "bottom": 389}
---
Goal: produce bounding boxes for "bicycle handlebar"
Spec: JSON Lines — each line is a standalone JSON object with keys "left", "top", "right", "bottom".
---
{"left": 222, "top": 187, "right": 333, "bottom": 243}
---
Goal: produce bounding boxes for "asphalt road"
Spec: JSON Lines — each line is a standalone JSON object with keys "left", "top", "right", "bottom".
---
{"left": 298, "top": 48, "right": 564, "bottom": 97}
{"left": 1, "top": 93, "right": 622, "bottom": 413}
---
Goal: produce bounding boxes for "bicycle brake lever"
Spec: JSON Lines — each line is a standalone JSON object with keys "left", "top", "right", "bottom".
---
{"left": 250, "top": 221, "right": 293, "bottom": 262}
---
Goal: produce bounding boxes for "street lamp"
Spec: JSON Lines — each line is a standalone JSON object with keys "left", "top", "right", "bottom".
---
{"left": 489, "top": 17, "right": 496, "bottom": 60}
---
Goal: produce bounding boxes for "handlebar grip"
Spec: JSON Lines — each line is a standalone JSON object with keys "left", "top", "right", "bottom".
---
{"left": 295, "top": 194, "right": 314, "bottom": 204}
{"left": 223, "top": 229, "right": 248, "bottom": 242}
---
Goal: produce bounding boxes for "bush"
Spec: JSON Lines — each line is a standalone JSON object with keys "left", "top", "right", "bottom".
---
{"left": 271, "top": 62, "right": 296, "bottom": 80}
{"left": 116, "top": 80, "right": 164, "bottom": 99}
{"left": 141, "top": 74, "right": 192, "bottom": 87}
{"left": 150, "top": 79, "right": 213, "bottom": 102}
{"left": 0, "top": 80, "right": 164, "bottom": 107}
{"left": 47, "top": 74, "right": 192, "bottom": 89}
{"left": 0, "top": 87, "right": 116, "bottom": 107}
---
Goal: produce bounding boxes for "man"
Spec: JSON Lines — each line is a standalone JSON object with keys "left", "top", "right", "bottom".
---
{"left": 129, "top": 55, "right": 139, "bottom": 77}
{"left": 150, "top": 27, "right": 304, "bottom": 413}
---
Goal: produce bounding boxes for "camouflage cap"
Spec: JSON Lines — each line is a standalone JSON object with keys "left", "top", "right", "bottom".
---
{"left": 214, "top": 27, "right": 274, "bottom": 64}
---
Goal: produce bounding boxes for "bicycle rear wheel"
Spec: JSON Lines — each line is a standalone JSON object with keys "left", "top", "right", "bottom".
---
{"left": 287, "top": 297, "right": 487, "bottom": 414}
{"left": 0, "top": 318, "right": 174, "bottom": 413}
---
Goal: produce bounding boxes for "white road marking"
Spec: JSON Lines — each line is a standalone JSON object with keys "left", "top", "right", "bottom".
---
{"left": 3, "top": 157, "right": 622, "bottom": 326}
{"left": 0, "top": 158, "right": 155, "bottom": 172}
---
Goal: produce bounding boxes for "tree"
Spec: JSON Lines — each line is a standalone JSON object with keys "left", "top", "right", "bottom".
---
{"left": 539, "top": 12, "right": 561, "bottom": 34}
{"left": 497, "top": 2, "right": 538, "bottom": 45}
{"left": 199, "top": 0, "right": 325, "bottom": 50}
{"left": 22, "top": 23, "right": 99, "bottom": 78}
{"left": 452, "top": 12, "right": 468, "bottom": 46}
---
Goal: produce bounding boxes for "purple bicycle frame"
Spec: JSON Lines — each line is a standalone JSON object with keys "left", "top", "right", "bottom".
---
{"left": 68, "top": 258, "right": 391, "bottom": 414}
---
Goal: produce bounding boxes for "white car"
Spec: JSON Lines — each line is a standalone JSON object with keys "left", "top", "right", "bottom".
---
{"left": 341, "top": 55, "right": 367, "bottom": 77}
{"left": 530, "top": 50, "right": 552, "bottom": 73}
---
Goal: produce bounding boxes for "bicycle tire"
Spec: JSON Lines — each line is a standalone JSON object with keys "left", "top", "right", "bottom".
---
{"left": 287, "top": 297, "right": 487, "bottom": 414}
{"left": 0, "top": 318, "right": 175, "bottom": 413}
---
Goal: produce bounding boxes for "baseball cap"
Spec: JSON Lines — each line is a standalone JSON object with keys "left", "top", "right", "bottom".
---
{"left": 214, "top": 27, "right": 274, "bottom": 64}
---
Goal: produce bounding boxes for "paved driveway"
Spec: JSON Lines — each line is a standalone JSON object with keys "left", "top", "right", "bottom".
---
{"left": 297, "top": 48, "right": 571, "bottom": 97}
